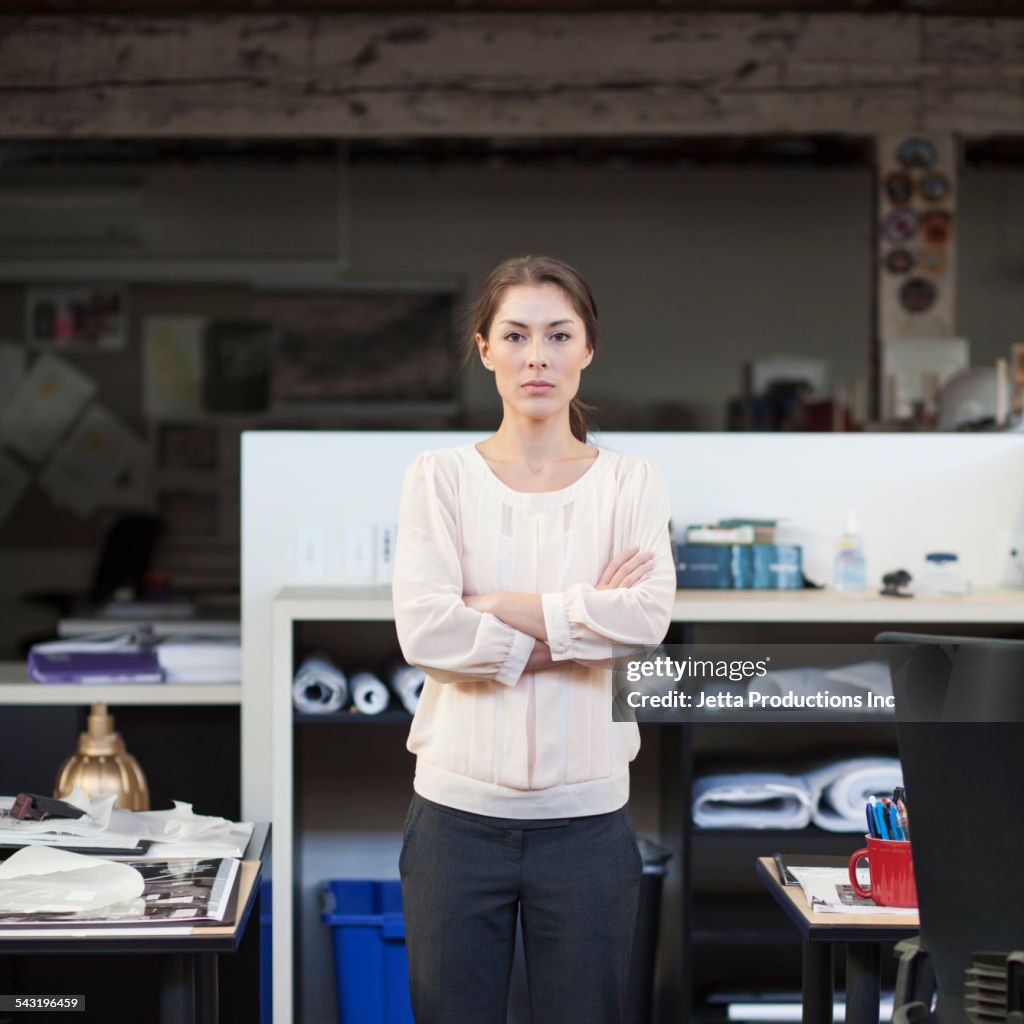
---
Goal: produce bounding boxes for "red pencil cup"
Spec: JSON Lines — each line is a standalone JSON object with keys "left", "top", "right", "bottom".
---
{"left": 848, "top": 835, "right": 917, "bottom": 908}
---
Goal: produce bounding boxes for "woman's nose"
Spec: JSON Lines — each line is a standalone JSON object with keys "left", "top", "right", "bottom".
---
{"left": 526, "top": 342, "right": 548, "bottom": 367}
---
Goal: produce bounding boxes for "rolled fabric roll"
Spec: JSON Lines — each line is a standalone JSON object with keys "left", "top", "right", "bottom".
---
{"left": 389, "top": 663, "right": 425, "bottom": 715}
{"left": 804, "top": 757, "right": 904, "bottom": 832}
{"left": 292, "top": 652, "right": 348, "bottom": 714}
{"left": 692, "top": 772, "right": 812, "bottom": 830}
{"left": 351, "top": 671, "right": 391, "bottom": 716}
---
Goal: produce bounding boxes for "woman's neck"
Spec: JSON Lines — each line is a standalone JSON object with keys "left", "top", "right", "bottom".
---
{"left": 482, "top": 417, "right": 591, "bottom": 468}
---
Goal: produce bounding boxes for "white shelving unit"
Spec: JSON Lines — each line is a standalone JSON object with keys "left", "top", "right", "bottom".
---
{"left": 0, "top": 661, "right": 241, "bottom": 705}
{"left": 267, "top": 584, "right": 1024, "bottom": 1023}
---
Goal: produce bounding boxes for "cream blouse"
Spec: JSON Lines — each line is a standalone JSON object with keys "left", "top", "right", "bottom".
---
{"left": 392, "top": 443, "right": 676, "bottom": 818}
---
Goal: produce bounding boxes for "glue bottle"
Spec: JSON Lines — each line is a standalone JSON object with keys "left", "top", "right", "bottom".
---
{"left": 834, "top": 511, "right": 867, "bottom": 591}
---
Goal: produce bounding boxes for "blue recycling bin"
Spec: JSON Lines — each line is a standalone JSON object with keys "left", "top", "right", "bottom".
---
{"left": 321, "top": 880, "right": 414, "bottom": 1024}
{"left": 259, "top": 879, "right": 272, "bottom": 1024}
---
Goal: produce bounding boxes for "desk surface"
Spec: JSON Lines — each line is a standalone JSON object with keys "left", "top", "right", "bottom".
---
{"left": 0, "top": 824, "right": 268, "bottom": 955}
{"left": 756, "top": 856, "right": 920, "bottom": 943}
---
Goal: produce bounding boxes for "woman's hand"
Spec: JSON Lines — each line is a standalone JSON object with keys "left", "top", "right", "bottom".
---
{"left": 596, "top": 546, "right": 654, "bottom": 590}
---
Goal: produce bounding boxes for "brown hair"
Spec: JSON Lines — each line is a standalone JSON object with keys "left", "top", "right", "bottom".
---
{"left": 466, "top": 255, "right": 598, "bottom": 442}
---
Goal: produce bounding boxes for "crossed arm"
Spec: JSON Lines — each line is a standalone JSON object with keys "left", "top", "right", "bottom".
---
{"left": 463, "top": 546, "right": 655, "bottom": 673}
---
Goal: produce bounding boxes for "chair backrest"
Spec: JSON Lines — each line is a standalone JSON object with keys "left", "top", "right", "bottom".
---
{"left": 876, "top": 633, "right": 1024, "bottom": 1024}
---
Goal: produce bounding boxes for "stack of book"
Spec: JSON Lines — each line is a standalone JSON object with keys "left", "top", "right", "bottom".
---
{"left": 676, "top": 519, "right": 802, "bottom": 590}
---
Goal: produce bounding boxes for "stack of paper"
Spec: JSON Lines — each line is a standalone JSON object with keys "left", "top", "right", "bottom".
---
{"left": 156, "top": 636, "right": 241, "bottom": 684}
{"left": 788, "top": 865, "right": 917, "bottom": 916}
{"left": 0, "top": 790, "right": 253, "bottom": 860}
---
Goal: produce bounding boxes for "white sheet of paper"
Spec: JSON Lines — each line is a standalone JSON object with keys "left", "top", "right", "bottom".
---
{"left": 0, "top": 451, "right": 30, "bottom": 526}
{"left": 38, "top": 405, "right": 143, "bottom": 518}
{"left": 143, "top": 316, "right": 205, "bottom": 417}
{"left": 0, "top": 353, "right": 96, "bottom": 463}
{"left": 0, "top": 846, "right": 144, "bottom": 914}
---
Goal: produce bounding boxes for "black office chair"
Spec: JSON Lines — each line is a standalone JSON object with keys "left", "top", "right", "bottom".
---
{"left": 875, "top": 633, "right": 1024, "bottom": 1024}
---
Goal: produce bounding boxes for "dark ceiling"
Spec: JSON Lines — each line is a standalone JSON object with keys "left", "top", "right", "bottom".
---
{"left": 3, "top": 136, "right": 1024, "bottom": 168}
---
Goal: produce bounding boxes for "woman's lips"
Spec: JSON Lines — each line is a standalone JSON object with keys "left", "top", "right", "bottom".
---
{"left": 522, "top": 382, "right": 554, "bottom": 394}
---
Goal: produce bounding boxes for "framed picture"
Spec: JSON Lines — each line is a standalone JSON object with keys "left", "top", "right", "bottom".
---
{"left": 27, "top": 285, "right": 127, "bottom": 351}
{"left": 253, "top": 287, "right": 458, "bottom": 407}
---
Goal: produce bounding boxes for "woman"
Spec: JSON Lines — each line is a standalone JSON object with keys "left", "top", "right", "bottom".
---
{"left": 392, "top": 255, "right": 677, "bottom": 1024}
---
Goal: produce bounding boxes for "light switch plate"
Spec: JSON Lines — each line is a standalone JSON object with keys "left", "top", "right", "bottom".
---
{"left": 295, "top": 525, "right": 326, "bottom": 579}
{"left": 375, "top": 523, "right": 397, "bottom": 585}
{"left": 345, "top": 524, "right": 376, "bottom": 582}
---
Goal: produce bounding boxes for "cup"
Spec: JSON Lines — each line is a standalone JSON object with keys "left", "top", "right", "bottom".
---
{"left": 848, "top": 835, "right": 917, "bottom": 908}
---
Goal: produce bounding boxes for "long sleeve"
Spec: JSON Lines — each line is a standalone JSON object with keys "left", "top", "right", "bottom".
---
{"left": 541, "top": 458, "right": 676, "bottom": 662}
{"left": 393, "top": 452, "right": 535, "bottom": 687}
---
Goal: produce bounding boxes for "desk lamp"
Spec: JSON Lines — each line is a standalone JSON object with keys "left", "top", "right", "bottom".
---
{"left": 53, "top": 702, "right": 150, "bottom": 810}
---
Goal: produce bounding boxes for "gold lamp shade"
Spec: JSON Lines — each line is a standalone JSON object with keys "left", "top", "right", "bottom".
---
{"left": 54, "top": 702, "right": 150, "bottom": 811}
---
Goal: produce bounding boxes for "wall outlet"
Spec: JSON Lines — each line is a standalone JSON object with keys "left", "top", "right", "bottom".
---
{"left": 295, "top": 525, "right": 326, "bottom": 580}
{"left": 344, "top": 524, "right": 376, "bottom": 582}
{"left": 375, "top": 523, "right": 397, "bottom": 585}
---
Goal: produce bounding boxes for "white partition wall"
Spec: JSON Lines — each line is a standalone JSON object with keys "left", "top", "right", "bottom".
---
{"left": 241, "top": 430, "right": 1024, "bottom": 1023}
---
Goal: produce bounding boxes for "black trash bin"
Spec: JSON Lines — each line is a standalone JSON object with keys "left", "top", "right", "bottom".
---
{"left": 626, "top": 836, "right": 672, "bottom": 1024}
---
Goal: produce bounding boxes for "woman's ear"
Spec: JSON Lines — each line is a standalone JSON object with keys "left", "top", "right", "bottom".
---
{"left": 476, "top": 332, "right": 494, "bottom": 371}
{"left": 582, "top": 345, "right": 594, "bottom": 369}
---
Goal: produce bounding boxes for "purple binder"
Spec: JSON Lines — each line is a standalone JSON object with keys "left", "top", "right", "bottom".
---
{"left": 28, "top": 650, "right": 164, "bottom": 684}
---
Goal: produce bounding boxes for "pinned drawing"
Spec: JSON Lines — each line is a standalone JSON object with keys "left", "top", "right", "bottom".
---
{"left": 0, "top": 353, "right": 97, "bottom": 463}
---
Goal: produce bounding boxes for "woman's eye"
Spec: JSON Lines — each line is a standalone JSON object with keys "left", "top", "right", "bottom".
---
{"left": 504, "top": 332, "right": 524, "bottom": 342}
{"left": 551, "top": 332, "right": 570, "bottom": 342}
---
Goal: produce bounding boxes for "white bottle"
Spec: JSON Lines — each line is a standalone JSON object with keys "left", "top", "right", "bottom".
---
{"left": 834, "top": 511, "right": 867, "bottom": 591}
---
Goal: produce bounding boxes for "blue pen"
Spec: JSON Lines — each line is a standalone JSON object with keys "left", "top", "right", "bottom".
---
{"left": 873, "top": 799, "right": 890, "bottom": 839}
{"left": 888, "top": 802, "right": 904, "bottom": 840}
{"left": 866, "top": 801, "right": 877, "bottom": 837}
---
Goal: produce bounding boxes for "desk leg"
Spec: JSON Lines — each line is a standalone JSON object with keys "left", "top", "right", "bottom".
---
{"left": 803, "top": 942, "right": 834, "bottom": 1024}
{"left": 194, "top": 954, "right": 219, "bottom": 1024}
{"left": 846, "top": 943, "right": 881, "bottom": 1024}
{"left": 161, "top": 953, "right": 195, "bottom": 1024}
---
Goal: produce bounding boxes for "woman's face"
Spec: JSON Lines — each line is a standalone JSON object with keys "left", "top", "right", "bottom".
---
{"left": 475, "top": 282, "right": 593, "bottom": 424}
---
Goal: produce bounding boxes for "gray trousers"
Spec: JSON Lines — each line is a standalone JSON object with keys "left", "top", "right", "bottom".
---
{"left": 399, "top": 792, "right": 643, "bottom": 1024}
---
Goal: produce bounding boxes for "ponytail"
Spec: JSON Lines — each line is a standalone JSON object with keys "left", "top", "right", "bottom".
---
{"left": 569, "top": 396, "right": 597, "bottom": 442}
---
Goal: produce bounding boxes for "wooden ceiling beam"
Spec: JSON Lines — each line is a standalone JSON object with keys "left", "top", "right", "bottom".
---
{"left": 11, "top": 1, "right": 1024, "bottom": 13}
{"left": 1, "top": 11, "right": 1022, "bottom": 138}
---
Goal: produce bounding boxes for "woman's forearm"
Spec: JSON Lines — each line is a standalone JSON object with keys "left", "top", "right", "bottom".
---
{"left": 525, "top": 639, "right": 557, "bottom": 673}
{"left": 465, "top": 592, "right": 547, "bottom": 641}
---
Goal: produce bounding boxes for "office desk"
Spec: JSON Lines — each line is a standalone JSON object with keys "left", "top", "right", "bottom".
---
{"left": 756, "top": 856, "right": 919, "bottom": 1024}
{"left": 0, "top": 824, "right": 268, "bottom": 1024}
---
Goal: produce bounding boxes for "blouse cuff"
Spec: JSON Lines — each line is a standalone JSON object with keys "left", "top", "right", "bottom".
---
{"left": 542, "top": 589, "right": 580, "bottom": 662}
{"left": 493, "top": 625, "right": 536, "bottom": 687}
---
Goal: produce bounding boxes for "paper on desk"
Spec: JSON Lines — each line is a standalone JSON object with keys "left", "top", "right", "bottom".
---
{"left": 0, "top": 788, "right": 116, "bottom": 840}
{"left": 108, "top": 804, "right": 254, "bottom": 858}
{"left": 789, "top": 866, "right": 917, "bottom": 916}
{"left": 146, "top": 821, "right": 254, "bottom": 860}
{"left": 114, "top": 801, "right": 229, "bottom": 841}
{"left": 0, "top": 846, "right": 144, "bottom": 914}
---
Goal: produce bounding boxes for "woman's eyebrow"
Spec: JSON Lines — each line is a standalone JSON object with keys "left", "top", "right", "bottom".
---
{"left": 499, "top": 319, "right": 576, "bottom": 328}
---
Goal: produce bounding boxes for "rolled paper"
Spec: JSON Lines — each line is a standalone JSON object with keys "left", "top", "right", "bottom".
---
{"left": 390, "top": 663, "right": 425, "bottom": 715}
{"left": 351, "top": 671, "right": 390, "bottom": 716}
{"left": 292, "top": 652, "right": 348, "bottom": 714}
